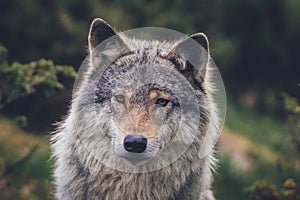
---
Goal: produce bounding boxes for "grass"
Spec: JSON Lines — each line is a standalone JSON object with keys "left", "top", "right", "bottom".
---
{"left": 0, "top": 117, "right": 52, "bottom": 200}
{"left": 225, "top": 100, "right": 287, "bottom": 154}
{"left": 214, "top": 100, "right": 300, "bottom": 200}
{"left": 214, "top": 157, "right": 250, "bottom": 200}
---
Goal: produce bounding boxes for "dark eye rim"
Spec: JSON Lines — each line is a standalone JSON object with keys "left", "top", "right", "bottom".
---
{"left": 115, "top": 94, "right": 125, "bottom": 103}
{"left": 155, "top": 98, "right": 171, "bottom": 107}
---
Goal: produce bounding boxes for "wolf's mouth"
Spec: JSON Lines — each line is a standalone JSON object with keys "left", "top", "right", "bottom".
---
{"left": 115, "top": 149, "right": 156, "bottom": 165}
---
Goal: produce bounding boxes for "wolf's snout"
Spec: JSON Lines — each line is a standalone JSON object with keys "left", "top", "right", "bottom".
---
{"left": 124, "top": 135, "right": 147, "bottom": 153}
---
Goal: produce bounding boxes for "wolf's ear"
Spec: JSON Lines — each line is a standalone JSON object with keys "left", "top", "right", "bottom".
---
{"left": 167, "top": 33, "right": 209, "bottom": 86}
{"left": 88, "top": 18, "right": 128, "bottom": 66}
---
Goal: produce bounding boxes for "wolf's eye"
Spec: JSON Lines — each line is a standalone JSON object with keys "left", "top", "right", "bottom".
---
{"left": 115, "top": 95, "right": 125, "bottom": 103}
{"left": 155, "top": 98, "right": 170, "bottom": 107}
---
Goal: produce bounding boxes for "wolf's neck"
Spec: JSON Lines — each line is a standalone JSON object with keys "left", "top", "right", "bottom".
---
{"left": 84, "top": 162, "right": 200, "bottom": 199}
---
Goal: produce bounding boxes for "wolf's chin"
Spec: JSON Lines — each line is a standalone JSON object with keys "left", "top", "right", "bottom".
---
{"left": 115, "top": 149, "right": 158, "bottom": 165}
{"left": 121, "top": 155, "right": 150, "bottom": 166}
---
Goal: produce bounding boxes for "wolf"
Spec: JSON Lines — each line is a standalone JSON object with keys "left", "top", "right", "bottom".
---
{"left": 51, "top": 18, "right": 221, "bottom": 200}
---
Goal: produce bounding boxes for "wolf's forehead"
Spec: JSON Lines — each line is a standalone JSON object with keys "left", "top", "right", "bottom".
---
{"left": 94, "top": 48, "right": 190, "bottom": 104}
{"left": 104, "top": 50, "right": 176, "bottom": 85}
{"left": 113, "top": 48, "right": 173, "bottom": 69}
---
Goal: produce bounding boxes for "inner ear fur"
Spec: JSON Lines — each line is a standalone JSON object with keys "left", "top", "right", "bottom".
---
{"left": 167, "top": 33, "right": 210, "bottom": 85}
{"left": 88, "top": 18, "right": 128, "bottom": 65}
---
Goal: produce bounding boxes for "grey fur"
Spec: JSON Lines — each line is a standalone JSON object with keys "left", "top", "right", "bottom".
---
{"left": 51, "top": 18, "right": 220, "bottom": 200}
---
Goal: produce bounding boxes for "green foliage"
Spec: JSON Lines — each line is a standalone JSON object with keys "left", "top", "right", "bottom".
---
{"left": 214, "top": 101, "right": 284, "bottom": 199}
{"left": 277, "top": 93, "right": 300, "bottom": 177}
{"left": 244, "top": 94, "right": 300, "bottom": 200}
{"left": 14, "top": 115, "right": 28, "bottom": 129}
{"left": 283, "top": 93, "right": 300, "bottom": 114}
{"left": 283, "top": 92, "right": 300, "bottom": 157}
{"left": 245, "top": 179, "right": 300, "bottom": 200}
{"left": 245, "top": 180, "right": 280, "bottom": 200}
{"left": 0, "top": 44, "right": 76, "bottom": 109}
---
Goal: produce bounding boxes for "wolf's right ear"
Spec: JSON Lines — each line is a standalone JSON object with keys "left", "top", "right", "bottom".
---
{"left": 88, "top": 18, "right": 128, "bottom": 66}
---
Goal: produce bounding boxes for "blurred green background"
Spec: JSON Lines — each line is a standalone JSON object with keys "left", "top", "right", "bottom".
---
{"left": 0, "top": 0, "right": 299, "bottom": 199}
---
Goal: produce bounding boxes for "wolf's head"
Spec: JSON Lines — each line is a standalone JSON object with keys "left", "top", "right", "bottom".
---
{"left": 72, "top": 18, "right": 215, "bottom": 171}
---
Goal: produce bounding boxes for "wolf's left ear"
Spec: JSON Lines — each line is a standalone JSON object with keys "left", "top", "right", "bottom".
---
{"left": 167, "top": 33, "right": 209, "bottom": 85}
{"left": 88, "top": 18, "right": 128, "bottom": 66}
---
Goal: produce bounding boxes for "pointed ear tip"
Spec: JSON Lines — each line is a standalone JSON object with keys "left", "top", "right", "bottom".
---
{"left": 88, "top": 17, "right": 114, "bottom": 45}
{"left": 192, "top": 33, "right": 208, "bottom": 42}
{"left": 92, "top": 18, "right": 103, "bottom": 23}
{"left": 90, "top": 18, "right": 108, "bottom": 28}
{"left": 191, "top": 32, "right": 209, "bottom": 51}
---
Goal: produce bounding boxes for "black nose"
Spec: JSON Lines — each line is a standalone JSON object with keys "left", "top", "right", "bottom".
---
{"left": 124, "top": 135, "right": 147, "bottom": 153}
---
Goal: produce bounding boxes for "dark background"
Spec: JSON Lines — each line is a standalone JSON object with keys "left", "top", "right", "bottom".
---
{"left": 1, "top": 0, "right": 300, "bottom": 123}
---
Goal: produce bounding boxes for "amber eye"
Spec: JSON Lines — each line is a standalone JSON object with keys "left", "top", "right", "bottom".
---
{"left": 155, "top": 98, "right": 170, "bottom": 107}
{"left": 115, "top": 94, "right": 125, "bottom": 103}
